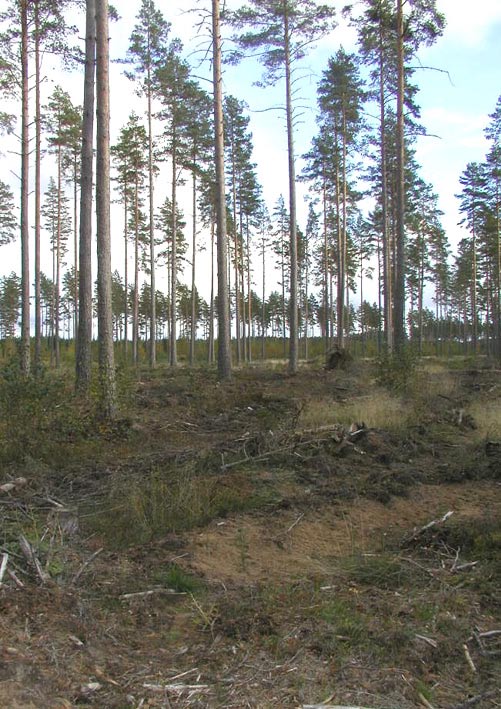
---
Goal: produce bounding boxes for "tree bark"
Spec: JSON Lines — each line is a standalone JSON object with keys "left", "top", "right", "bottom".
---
{"left": 190, "top": 167, "right": 197, "bottom": 365}
{"left": 284, "top": 9, "right": 298, "bottom": 374}
{"left": 394, "top": 0, "right": 406, "bottom": 352}
{"left": 95, "top": 0, "right": 116, "bottom": 418}
{"left": 76, "top": 0, "right": 96, "bottom": 394}
{"left": 147, "top": 64, "right": 156, "bottom": 367}
{"left": 213, "top": 0, "right": 232, "bottom": 380}
{"left": 34, "top": 0, "right": 42, "bottom": 372}
{"left": 20, "top": 0, "right": 30, "bottom": 376}
{"left": 170, "top": 136, "right": 178, "bottom": 367}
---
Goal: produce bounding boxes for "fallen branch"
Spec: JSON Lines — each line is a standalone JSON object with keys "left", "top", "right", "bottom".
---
{"left": 415, "top": 633, "right": 438, "bottom": 649}
{"left": 302, "top": 705, "right": 376, "bottom": 709}
{"left": 418, "top": 692, "right": 435, "bottom": 709}
{"left": 405, "top": 511, "right": 454, "bottom": 544}
{"left": 448, "top": 689, "right": 500, "bottom": 709}
{"left": 286, "top": 512, "right": 304, "bottom": 534}
{"left": 453, "top": 561, "right": 478, "bottom": 572}
{"left": 143, "top": 682, "right": 209, "bottom": 694}
{"left": 0, "top": 552, "right": 8, "bottom": 584}
{"left": 18, "top": 534, "right": 50, "bottom": 583}
{"left": 7, "top": 569, "right": 24, "bottom": 588}
{"left": 71, "top": 547, "right": 103, "bottom": 585}
{"left": 120, "top": 588, "right": 187, "bottom": 600}
{"left": 462, "top": 643, "right": 477, "bottom": 673}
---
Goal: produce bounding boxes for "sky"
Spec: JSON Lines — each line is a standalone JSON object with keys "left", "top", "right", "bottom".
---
{"left": 1, "top": 0, "right": 501, "bottom": 307}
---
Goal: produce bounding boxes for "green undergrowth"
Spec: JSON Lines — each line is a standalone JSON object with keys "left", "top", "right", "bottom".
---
{"left": 84, "top": 464, "right": 279, "bottom": 548}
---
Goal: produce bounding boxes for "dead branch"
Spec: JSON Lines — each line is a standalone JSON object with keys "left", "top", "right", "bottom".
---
{"left": 18, "top": 534, "right": 50, "bottom": 583}
{"left": 302, "top": 705, "right": 377, "bottom": 709}
{"left": 71, "top": 547, "right": 103, "bottom": 585}
{"left": 448, "top": 689, "right": 500, "bottom": 709}
{"left": 404, "top": 510, "right": 454, "bottom": 545}
{"left": 143, "top": 682, "right": 209, "bottom": 694}
{"left": 462, "top": 643, "right": 477, "bottom": 673}
{"left": 286, "top": 512, "right": 304, "bottom": 533}
{"left": 415, "top": 634, "right": 438, "bottom": 648}
{"left": 0, "top": 552, "right": 8, "bottom": 585}
{"left": 120, "top": 588, "right": 187, "bottom": 600}
{"left": 7, "top": 568, "right": 24, "bottom": 588}
{"left": 418, "top": 693, "right": 435, "bottom": 709}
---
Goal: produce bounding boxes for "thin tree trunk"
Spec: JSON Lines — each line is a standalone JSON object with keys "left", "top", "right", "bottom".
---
{"left": 73, "top": 151, "right": 79, "bottom": 340}
{"left": 34, "top": 0, "right": 42, "bottom": 372}
{"left": 261, "top": 232, "right": 266, "bottom": 359}
{"left": 284, "top": 10, "right": 298, "bottom": 374}
{"left": 55, "top": 143, "right": 62, "bottom": 368}
{"left": 170, "top": 139, "right": 177, "bottom": 367}
{"left": 123, "top": 174, "right": 129, "bottom": 359}
{"left": 190, "top": 167, "right": 197, "bottom": 366}
{"left": 147, "top": 66, "right": 156, "bottom": 367}
{"left": 133, "top": 182, "right": 139, "bottom": 365}
{"left": 20, "top": 0, "right": 30, "bottom": 376}
{"left": 379, "top": 16, "right": 392, "bottom": 352}
{"left": 208, "top": 213, "right": 215, "bottom": 363}
{"left": 76, "top": 0, "right": 96, "bottom": 394}
{"left": 394, "top": 0, "right": 406, "bottom": 352}
{"left": 95, "top": 0, "right": 116, "bottom": 419}
{"left": 213, "top": 0, "right": 231, "bottom": 380}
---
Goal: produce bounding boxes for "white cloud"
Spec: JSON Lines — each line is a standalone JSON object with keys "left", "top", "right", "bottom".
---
{"left": 437, "top": 0, "right": 501, "bottom": 46}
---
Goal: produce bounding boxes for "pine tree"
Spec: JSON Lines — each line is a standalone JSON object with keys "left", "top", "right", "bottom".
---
{"left": 317, "top": 48, "right": 366, "bottom": 348}
{"left": 112, "top": 113, "right": 149, "bottom": 362}
{"left": 484, "top": 96, "right": 501, "bottom": 358}
{"left": 76, "top": 0, "right": 96, "bottom": 394}
{"left": 127, "top": 0, "right": 174, "bottom": 368}
{"left": 0, "top": 181, "right": 16, "bottom": 246}
{"left": 41, "top": 177, "right": 72, "bottom": 367}
{"left": 212, "top": 0, "right": 232, "bottom": 380}
{"left": 156, "top": 48, "right": 194, "bottom": 367}
{"left": 229, "top": 0, "right": 336, "bottom": 373}
{"left": 0, "top": 273, "right": 21, "bottom": 339}
{"left": 96, "top": 0, "right": 116, "bottom": 418}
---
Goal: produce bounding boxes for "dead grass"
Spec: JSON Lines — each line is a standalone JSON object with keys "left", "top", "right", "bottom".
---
{"left": 299, "top": 389, "right": 409, "bottom": 431}
{"left": 468, "top": 397, "right": 501, "bottom": 440}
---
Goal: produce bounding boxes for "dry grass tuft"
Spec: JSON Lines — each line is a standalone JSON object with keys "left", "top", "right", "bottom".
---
{"left": 299, "top": 389, "right": 408, "bottom": 431}
{"left": 468, "top": 397, "right": 501, "bottom": 440}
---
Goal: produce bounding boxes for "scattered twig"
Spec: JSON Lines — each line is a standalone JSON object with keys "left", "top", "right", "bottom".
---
{"left": 400, "top": 556, "right": 438, "bottom": 578}
{"left": 286, "top": 512, "right": 304, "bottom": 534}
{"left": 453, "top": 561, "right": 478, "bottom": 572}
{"left": 7, "top": 568, "right": 24, "bottom": 588}
{"left": 302, "top": 705, "right": 377, "bottom": 709}
{"left": 477, "top": 629, "right": 501, "bottom": 639}
{"left": 448, "top": 689, "right": 500, "bottom": 709}
{"left": 405, "top": 511, "right": 454, "bottom": 544}
{"left": 120, "top": 588, "right": 187, "bottom": 600}
{"left": 418, "top": 692, "right": 435, "bottom": 709}
{"left": 415, "top": 633, "right": 438, "bottom": 648}
{"left": 18, "top": 534, "right": 50, "bottom": 583}
{"left": 462, "top": 643, "right": 477, "bottom": 673}
{"left": 71, "top": 547, "right": 104, "bottom": 585}
{"left": 143, "top": 682, "right": 209, "bottom": 694}
{"left": 0, "top": 552, "right": 8, "bottom": 585}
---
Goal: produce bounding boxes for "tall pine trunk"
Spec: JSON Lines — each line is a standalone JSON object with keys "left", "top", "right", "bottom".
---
{"left": 76, "top": 0, "right": 96, "bottom": 394}
{"left": 394, "top": 0, "right": 406, "bottom": 352}
{"left": 284, "top": 10, "right": 298, "bottom": 374}
{"left": 96, "top": 0, "right": 116, "bottom": 418}
{"left": 213, "top": 0, "right": 232, "bottom": 380}
{"left": 34, "top": 0, "right": 42, "bottom": 371}
{"left": 20, "top": 0, "right": 30, "bottom": 376}
{"left": 147, "top": 66, "right": 156, "bottom": 367}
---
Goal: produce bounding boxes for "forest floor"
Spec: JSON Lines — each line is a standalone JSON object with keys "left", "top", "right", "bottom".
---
{"left": 0, "top": 357, "right": 500, "bottom": 708}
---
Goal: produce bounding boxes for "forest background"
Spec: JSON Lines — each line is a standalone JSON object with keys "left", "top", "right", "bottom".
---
{"left": 0, "top": 0, "right": 501, "bottom": 368}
